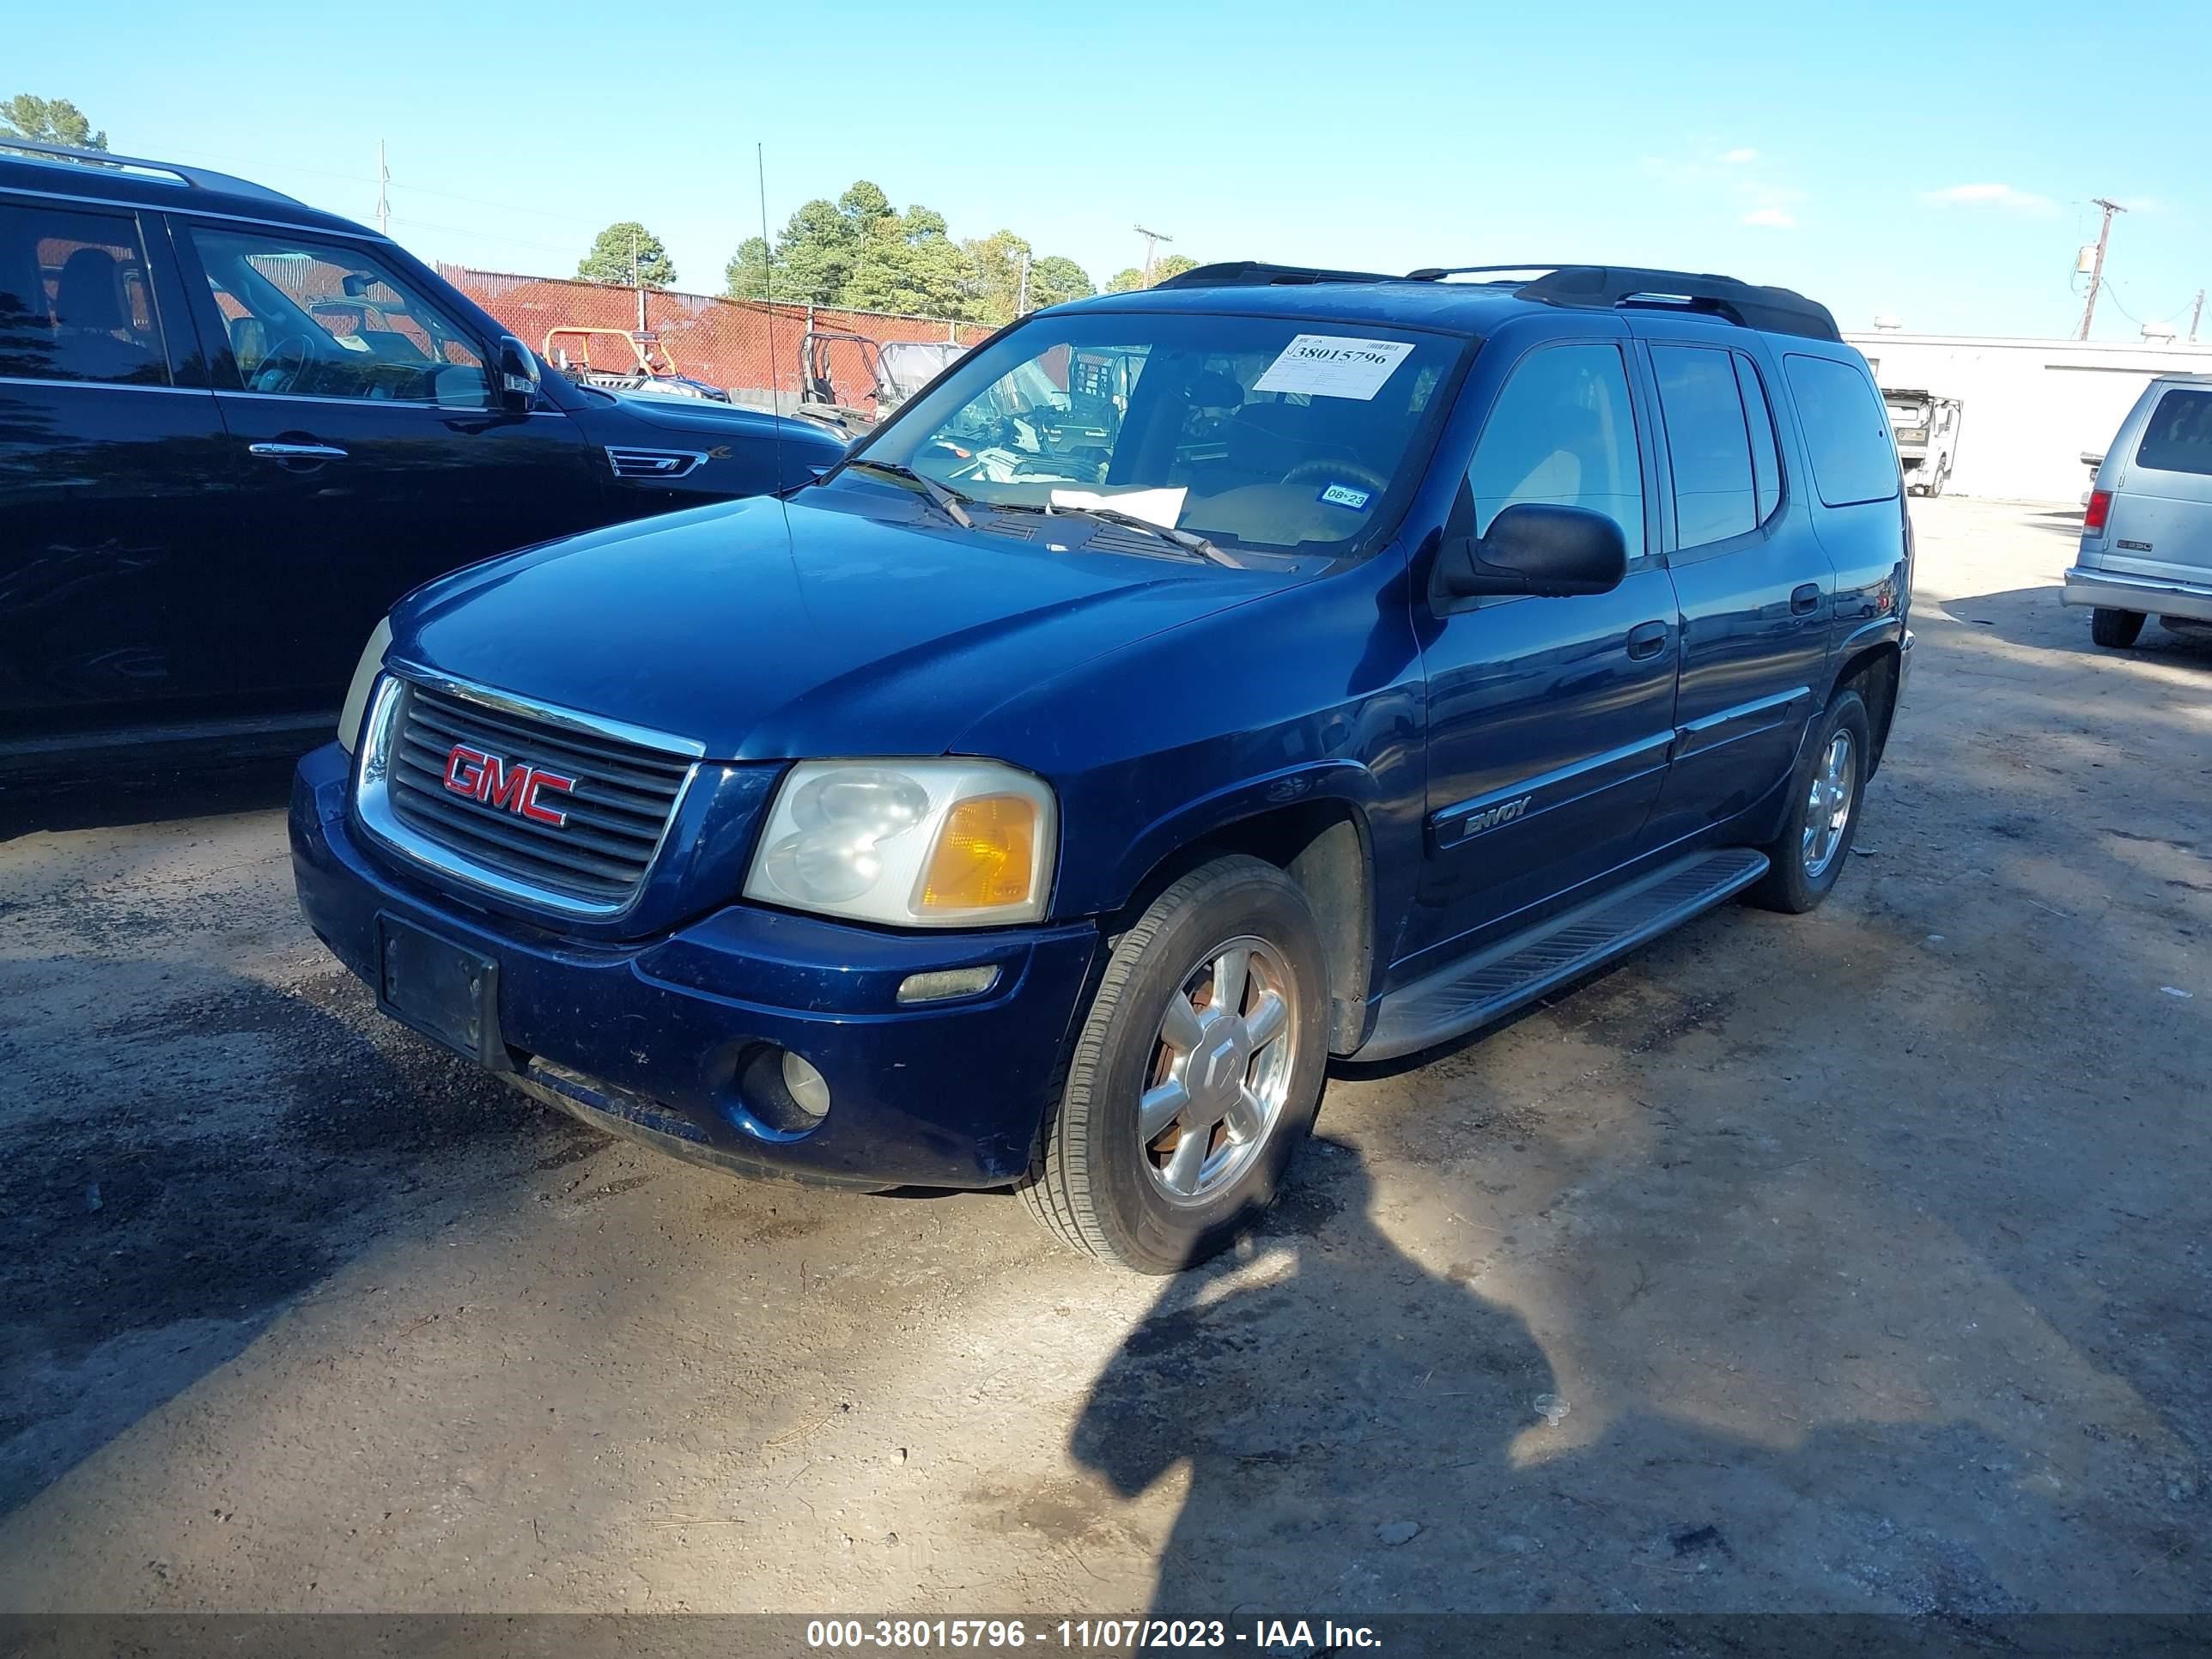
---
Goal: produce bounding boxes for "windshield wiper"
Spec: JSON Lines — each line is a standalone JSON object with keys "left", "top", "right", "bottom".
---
{"left": 1040, "top": 502, "right": 1242, "bottom": 568}
{"left": 844, "top": 459, "right": 973, "bottom": 529}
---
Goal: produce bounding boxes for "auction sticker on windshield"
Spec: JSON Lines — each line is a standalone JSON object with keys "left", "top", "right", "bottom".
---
{"left": 1253, "top": 335, "right": 1416, "bottom": 400}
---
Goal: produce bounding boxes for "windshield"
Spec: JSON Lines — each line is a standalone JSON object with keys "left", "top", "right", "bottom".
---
{"left": 852, "top": 311, "right": 1465, "bottom": 559}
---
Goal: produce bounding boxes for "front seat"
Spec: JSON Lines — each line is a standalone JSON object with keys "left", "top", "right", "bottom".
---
{"left": 51, "top": 247, "right": 158, "bottom": 383}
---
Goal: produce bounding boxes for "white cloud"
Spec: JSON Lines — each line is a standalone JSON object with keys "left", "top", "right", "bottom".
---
{"left": 1921, "top": 182, "right": 2057, "bottom": 216}
{"left": 1719, "top": 148, "right": 1759, "bottom": 165}
{"left": 1741, "top": 206, "right": 1797, "bottom": 228}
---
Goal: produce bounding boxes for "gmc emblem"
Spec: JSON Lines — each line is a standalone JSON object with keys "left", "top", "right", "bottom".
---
{"left": 442, "top": 744, "right": 575, "bottom": 827}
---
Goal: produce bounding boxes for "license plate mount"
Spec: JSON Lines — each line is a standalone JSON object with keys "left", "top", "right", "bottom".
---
{"left": 376, "top": 915, "right": 506, "bottom": 1069}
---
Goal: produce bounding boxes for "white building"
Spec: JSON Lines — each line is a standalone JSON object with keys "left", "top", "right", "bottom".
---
{"left": 1842, "top": 330, "right": 2212, "bottom": 503}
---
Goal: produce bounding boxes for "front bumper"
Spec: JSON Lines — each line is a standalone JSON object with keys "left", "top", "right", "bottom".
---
{"left": 2063, "top": 568, "right": 2212, "bottom": 626}
{"left": 289, "top": 743, "right": 1100, "bottom": 1189}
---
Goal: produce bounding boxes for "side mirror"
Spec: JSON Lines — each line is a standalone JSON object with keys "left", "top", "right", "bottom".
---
{"left": 495, "top": 336, "right": 540, "bottom": 413}
{"left": 1436, "top": 502, "right": 1628, "bottom": 600}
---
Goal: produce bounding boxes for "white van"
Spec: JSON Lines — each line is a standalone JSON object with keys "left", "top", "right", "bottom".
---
{"left": 2066, "top": 373, "right": 2212, "bottom": 648}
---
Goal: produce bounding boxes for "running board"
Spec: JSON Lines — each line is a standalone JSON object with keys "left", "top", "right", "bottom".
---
{"left": 1358, "top": 847, "right": 1771, "bottom": 1061}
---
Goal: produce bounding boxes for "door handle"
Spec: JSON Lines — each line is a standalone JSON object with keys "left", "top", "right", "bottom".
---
{"left": 1790, "top": 583, "right": 1822, "bottom": 615}
{"left": 248, "top": 441, "right": 349, "bottom": 461}
{"left": 1626, "top": 620, "right": 1669, "bottom": 660}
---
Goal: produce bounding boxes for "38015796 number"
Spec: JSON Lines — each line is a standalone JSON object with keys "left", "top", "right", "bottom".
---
{"left": 805, "top": 1620, "right": 1028, "bottom": 1648}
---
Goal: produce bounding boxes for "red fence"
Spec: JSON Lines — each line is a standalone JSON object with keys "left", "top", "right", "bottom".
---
{"left": 439, "top": 265, "right": 990, "bottom": 411}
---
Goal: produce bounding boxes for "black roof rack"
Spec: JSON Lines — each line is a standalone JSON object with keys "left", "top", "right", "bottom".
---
{"left": 1153, "top": 260, "right": 1400, "bottom": 290}
{"left": 0, "top": 136, "right": 303, "bottom": 207}
{"left": 1149, "top": 257, "right": 1841, "bottom": 343}
{"left": 1407, "top": 263, "right": 1841, "bottom": 342}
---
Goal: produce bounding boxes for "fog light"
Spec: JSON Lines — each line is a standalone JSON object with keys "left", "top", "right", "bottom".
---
{"left": 896, "top": 965, "right": 1001, "bottom": 1005}
{"left": 780, "top": 1050, "right": 831, "bottom": 1119}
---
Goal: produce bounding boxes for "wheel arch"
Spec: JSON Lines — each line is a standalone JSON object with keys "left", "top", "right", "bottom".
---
{"left": 1101, "top": 781, "right": 1378, "bottom": 1055}
{"left": 1831, "top": 626, "right": 1903, "bottom": 776}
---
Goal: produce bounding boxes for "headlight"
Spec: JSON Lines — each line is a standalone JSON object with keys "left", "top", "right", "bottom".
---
{"left": 743, "top": 759, "right": 1056, "bottom": 927}
{"left": 337, "top": 617, "right": 392, "bottom": 754}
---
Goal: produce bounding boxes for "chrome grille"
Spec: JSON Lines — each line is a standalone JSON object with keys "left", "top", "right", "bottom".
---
{"left": 605, "top": 445, "right": 707, "bottom": 480}
{"left": 368, "top": 678, "right": 696, "bottom": 912}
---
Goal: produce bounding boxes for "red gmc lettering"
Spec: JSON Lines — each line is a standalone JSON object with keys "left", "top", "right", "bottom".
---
{"left": 441, "top": 744, "right": 575, "bottom": 829}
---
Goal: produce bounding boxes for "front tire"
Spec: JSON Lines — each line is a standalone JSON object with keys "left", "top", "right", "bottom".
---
{"left": 2092, "top": 607, "right": 2146, "bottom": 648}
{"left": 1021, "top": 855, "right": 1329, "bottom": 1273}
{"left": 1751, "top": 687, "right": 1871, "bottom": 915}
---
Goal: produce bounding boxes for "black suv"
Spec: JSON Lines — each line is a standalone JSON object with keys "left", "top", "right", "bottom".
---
{"left": 0, "top": 139, "right": 846, "bottom": 775}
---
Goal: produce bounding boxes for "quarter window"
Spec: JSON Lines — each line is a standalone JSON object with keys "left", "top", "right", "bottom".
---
{"left": 0, "top": 203, "right": 168, "bottom": 386}
{"left": 2135, "top": 388, "right": 2212, "bottom": 478}
{"left": 1467, "top": 343, "right": 1644, "bottom": 556}
{"left": 1653, "top": 344, "right": 1756, "bottom": 549}
{"left": 189, "top": 226, "right": 489, "bottom": 406}
{"left": 1783, "top": 353, "right": 1901, "bottom": 507}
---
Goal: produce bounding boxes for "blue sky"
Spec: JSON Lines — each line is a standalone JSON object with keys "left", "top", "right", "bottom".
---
{"left": 19, "top": 0, "right": 2209, "bottom": 340}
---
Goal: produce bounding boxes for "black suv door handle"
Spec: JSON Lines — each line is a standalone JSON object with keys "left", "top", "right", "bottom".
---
{"left": 248, "top": 441, "right": 349, "bottom": 462}
{"left": 1790, "top": 583, "right": 1821, "bottom": 615}
{"left": 1626, "top": 620, "right": 1669, "bottom": 660}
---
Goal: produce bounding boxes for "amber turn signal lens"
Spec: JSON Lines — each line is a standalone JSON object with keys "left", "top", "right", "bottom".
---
{"left": 919, "top": 794, "right": 1037, "bottom": 912}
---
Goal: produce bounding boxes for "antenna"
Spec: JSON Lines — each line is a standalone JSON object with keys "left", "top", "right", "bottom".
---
{"left": 758, "top": 142, "right": 790, "bottom": 507}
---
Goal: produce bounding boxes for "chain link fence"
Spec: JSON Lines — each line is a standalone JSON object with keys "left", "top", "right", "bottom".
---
{"left": 438, "top": 265, "right": 991, "bottom": 416}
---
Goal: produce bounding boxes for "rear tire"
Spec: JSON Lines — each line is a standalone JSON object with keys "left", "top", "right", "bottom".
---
{"left": 1751, "top": 687, "right": 1871, "bottom": 915}
{"left": 2091, "top": 607, "right": 2146, "bottom": 648}
{"left": 1021, "top": 855, "right": 1329, "bottom": 1273}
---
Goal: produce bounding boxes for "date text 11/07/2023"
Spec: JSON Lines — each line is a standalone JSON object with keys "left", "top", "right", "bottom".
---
{"left": 803, "top": 1618, "right": 1384, "bottom": 1650}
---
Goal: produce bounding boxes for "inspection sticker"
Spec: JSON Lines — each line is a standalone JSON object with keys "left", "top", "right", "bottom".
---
{"left": 1317, "top": 483, "right": 1373, "bottom": 510}
{"left": 1253, "top": 334, "right": 1415, "bottom": 400}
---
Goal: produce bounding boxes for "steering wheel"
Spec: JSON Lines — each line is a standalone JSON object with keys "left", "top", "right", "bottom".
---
{"left": 248, "top": 333, "right": 316, "bottom": 395}
{"left": 1279, "top": 458, "right": 1389, "bottom": 493}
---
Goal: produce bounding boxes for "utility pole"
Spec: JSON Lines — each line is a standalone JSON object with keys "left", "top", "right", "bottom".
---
{"left": 2076, "top": 197, "right": 2125, "bottom": 341}
{"left": 1015, "top": 249, "right": 1031, "bottom": 316}
{"left": 1133, "top": 223, "right": 1173, "bottom": 287}
{"left": 374, "top": 139, "right": 390, "bottom": 237}
{"left": 2190, "top": 289, "right": 2205, "bottom": 343}
{"left": 631, "top": 222, "right": 647, "bottom": 335}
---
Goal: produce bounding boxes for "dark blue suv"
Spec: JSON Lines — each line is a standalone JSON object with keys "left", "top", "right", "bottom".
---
{"left": 290, "top": 260, "right": 1912, "bottom": 1273}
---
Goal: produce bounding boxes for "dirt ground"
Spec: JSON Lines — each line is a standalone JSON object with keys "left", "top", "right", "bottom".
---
{"left": 0, "top": 497, "right": 2206, "bottom": 1617}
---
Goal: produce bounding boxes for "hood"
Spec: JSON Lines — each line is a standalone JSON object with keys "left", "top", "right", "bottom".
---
{"left": 607, "top": 390, "right": 847, "bottom": 448}
{"left": 390, "top": 485, "right": 1297, "bottom": 763}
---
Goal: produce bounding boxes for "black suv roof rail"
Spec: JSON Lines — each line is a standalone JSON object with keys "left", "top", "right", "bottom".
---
{"left": 1150, "top": 258, "right": 1841, "bottom": 343}
{"left": 1153, "top": 260, "right": 1401, "bottom": 289}
{"left": 1407, "top": 263, "right": 1842, "bottom": 342}
{"left": 0, "top": 136, "right": 303, "bottom": 208}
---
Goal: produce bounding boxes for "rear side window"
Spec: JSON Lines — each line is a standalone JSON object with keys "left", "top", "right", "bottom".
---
{"left": 1784, "top": 354, "right": 1899, "bottom": 507}
{"left": 0, "top": 202, "right": 169, "bottom": 386}
{"left": 1652, "top": 344, "right": 1755, "bottom": 549}
{"left": 1735, "top": 355, "right": 1783, "bottom": 521}
{"left": 2135, "top": 388, "right": 2212, "bottom": 478}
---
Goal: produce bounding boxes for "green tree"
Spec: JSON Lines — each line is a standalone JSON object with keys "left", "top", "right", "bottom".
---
{"left": 1106, "top": 253, "right": 1197, "bottom": 293}
{"left": 723, "top": 235, "right": 775, "bottom": 301}
{"left": 1027, "top": 254, "right": 1096, "bottom": 311}
{"left": 0, "top": 93, "right": 106, "bottom": 149}
{"left": 846, "top": 204, "right": 969, "bottom": 318}
{"left": 578, "top": 222, "right": 676, "bottom": 289}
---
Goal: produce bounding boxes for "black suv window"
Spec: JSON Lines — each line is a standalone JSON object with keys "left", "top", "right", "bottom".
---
{"left": 188, "top": 225, "right": 489, "bottom": 405}
{"left": 1652, "top": 344, "right": 1758, "bottom": 550}
{"left": 0, "top": 202, "right": 168, "bottom": 386}
{"left": 2136, "top": 388, "right": 2212, "bottom": 478}
{"left": 1468, "top": 343, "right": 1644, "bottom": 556}
{"left": 1735, "top": 354, "right": 1783, "bottom": 522}
{"left": 1783, "top": 353, "right": 1900, "bottom": 507}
